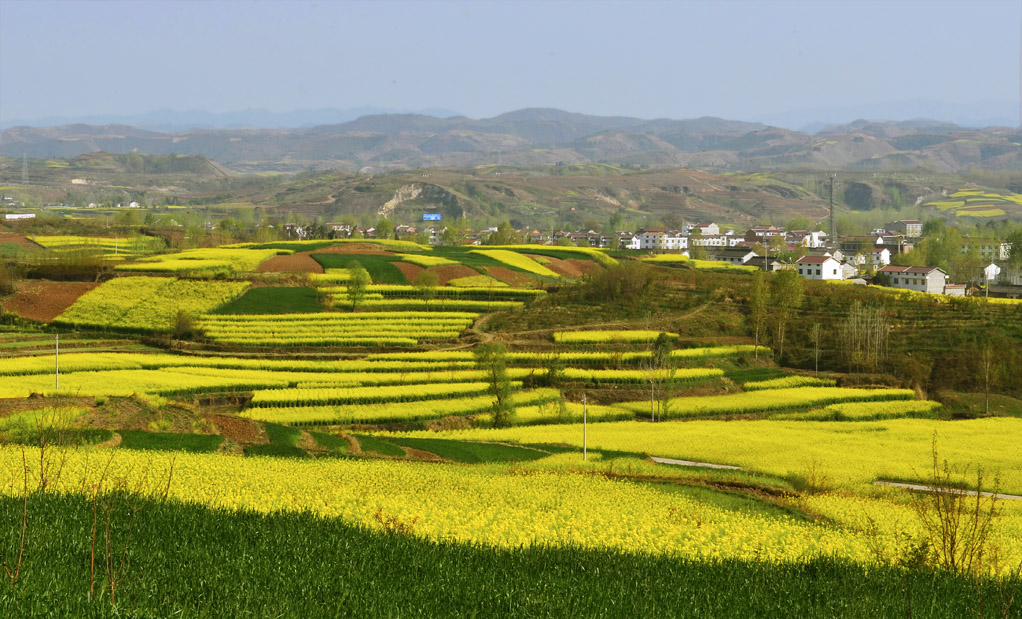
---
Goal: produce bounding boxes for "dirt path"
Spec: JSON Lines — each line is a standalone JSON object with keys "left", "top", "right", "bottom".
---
{"left": 650, "top": 456, "right": 743, "bottom": 471}
{"left": 874, "top": 481, "right": 1022, "bottom": 501}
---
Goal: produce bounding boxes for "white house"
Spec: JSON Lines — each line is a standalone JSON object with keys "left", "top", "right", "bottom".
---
{"left": 691, "top": 234, "right": 725, "bottom": 248}
{"left": 796, "top": 255, "right": 844, "bottom": 280}
{"left": 685, "top": 222, "right": 720, "bottom": 236}
{"left": 709, "top": 248, "right": 760, "bottom": 265}
{"left": 637, "top": 228, "right": 686, "bottom": 251}
{"left": 885, "top": 220, "right": 923, "bottom": 238}
{"left": 870, "top": 248, "right": 892, "bottom": 268}
{"left": 878, "top": 265, "right": 949, "bottom": 294}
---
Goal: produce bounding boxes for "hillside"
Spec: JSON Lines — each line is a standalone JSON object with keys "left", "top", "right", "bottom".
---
{"left": 5, "top": 108, "right": 1022, "bottom": 174}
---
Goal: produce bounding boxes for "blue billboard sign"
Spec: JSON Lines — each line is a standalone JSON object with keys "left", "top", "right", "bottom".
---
{"left": 423, "top": 213, "right": 442, "bottom": 221}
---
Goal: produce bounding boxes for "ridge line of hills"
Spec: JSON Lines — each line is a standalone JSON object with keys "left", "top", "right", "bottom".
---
{"left": 3, "top": 107, "right": 1021, "bottom": 174}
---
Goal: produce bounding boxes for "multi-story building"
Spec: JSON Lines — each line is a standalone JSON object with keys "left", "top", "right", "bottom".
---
{"left": 878, "top": 265, "right": 949, "bottom": 294}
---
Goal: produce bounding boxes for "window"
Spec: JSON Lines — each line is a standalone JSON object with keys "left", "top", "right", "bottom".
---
{"left": 816, "top": 269, "right": 821, "bottom": 276}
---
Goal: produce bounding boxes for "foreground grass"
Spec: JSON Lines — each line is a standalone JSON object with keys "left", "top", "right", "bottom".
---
{"left": 0, "top": 494, "right": 1017, "bottom": 617}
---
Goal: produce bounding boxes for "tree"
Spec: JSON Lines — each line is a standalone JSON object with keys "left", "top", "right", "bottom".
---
{"left": 474, "top": 343, "right": 514, "bottom": 427}
{"left": 440, "top": 227, "right": 460, "bottom": 247}
{"left": 769, "top": 269, "right": 803, "bottom": 361}
{"left": 487, "top": 221, "right": 520, "bottom": 245}
{"left": 786, "top": 215, "right": 814, "bottom": 231}
{"left": 346, "top": 261, "right": 371, "bottom": 310}
{"left": 644, "top": 332, "right": 677, "bottom": 421}
{"left": 809, "top": 322, "right": 823, "bottom": 375}
{"left": 413, "top": 270, "right": 439, "bottom": 308}
{"left": 748, "top": 272, "right": 768, "bottom": 360}
{"left": 1005, "top": 228, "right": 1022, "bottom": 271}
{"left": 375, "top": 218, "right": 394, "bottom": 240}
{"left": 607, "top": 211, "right": 624, "bottom": 233}
{"left": 839, "top": 302, "right": 889, "bottom": 372}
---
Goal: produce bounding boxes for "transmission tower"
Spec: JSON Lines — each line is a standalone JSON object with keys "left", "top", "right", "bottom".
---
{"left": 828, "top": 173, "right": 836, "bottom": 247}
{"left": 22, "top": 152, "right": 29, "bottom": 186}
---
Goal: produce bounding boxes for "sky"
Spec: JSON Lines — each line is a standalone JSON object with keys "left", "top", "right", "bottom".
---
{"left": 1, "top": 0, "right": 1021, "bottom": 129}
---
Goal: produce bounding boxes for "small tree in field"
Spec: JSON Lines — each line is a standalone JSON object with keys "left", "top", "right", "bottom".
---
{"left": 413, "top": 270, "right": 439, "bottom": 308}
{"left": 474, "top": 343, "right": 514, "bottom": 428}
{"left": 748, "top": 272, "right": 767, "bottom": 359}
{"left": 644, "top": 332, "right": 677, "bottom": 422}
{"left": 346, "top": 261, "right": 371, "bottom": 310}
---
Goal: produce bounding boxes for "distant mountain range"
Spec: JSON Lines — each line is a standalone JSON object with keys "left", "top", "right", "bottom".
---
{"left": 3, "top": 107, "right": 1021, "bottom": 173}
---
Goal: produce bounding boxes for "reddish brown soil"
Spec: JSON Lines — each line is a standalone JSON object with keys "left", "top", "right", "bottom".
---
{"left": 257, "top": 252, "right": 324, "bottom": 273}
{"left": 527, "top": 254, "right": 582, "bottom": 278}
{"left": 314, "top": 244, "right": 391, "bottom": 255}
{"left": 486, "top": 266, "right": 536, "bottom": 288}
{"left": 393, "top": 261, "right": 424, "bottom": 282}
{"left": 209, "top": 414, "right": 266, "bottom": 444}
{"left": 2, "top": 281, "right": 99, "bottom": 322}
{"left": 0, "top": 233, "right": 42, "bottom": 250}
{"left": 566, "top": 259, "right": 602, "bottom": 275}
{"left": 428, "top": 264, "right": 481, "bottom": 285}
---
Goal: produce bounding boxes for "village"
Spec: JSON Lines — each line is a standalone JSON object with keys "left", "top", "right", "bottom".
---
{"left": 302, "top": 218, "right": 1022, "bottom": 298}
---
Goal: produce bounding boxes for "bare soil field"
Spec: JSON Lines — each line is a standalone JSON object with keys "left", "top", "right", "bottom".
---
{"left": 428, "top": 264, "right": 481, "bottom": 285}
{"left": 2, "top": 280, "right": 98, "bottom": 322}
{"left": 486, "top": 266, "right": 536, "bottom": 287}
{"left": 257, "top": 252, "right": 324, "bottom": 273}
{"left": 393, "top": 261, "right": 424, "bottom": 282}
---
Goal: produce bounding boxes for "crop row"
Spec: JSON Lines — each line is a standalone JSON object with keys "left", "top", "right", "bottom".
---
{"left": 367, "top": 345, "right": 770, "bottom": 365}
{"left": 743, "top": 376, "right": 837, "bottom": 391}
{"left": 248, "top": 381, "right": 522, "bottom": 408}
{"left": 0, "top": 369, "right": 297, "bottom": 399}
{"left": 560, "top": 367, "right": 724, "bottom": 384}
{"left": 116, "top": 248, "right": 282, "bottom": 274}
{"left": 473, "top": 401, "right": 634, "bottom": 428}
{"left": 225, "top": 238, "right": 430, "bottom": 252}
{"left": 320, "top": 284, "right": 545, "bottom": 300}
{"left": 615, "top": 387, "right": 917, "bottom": 420}
{"left": 29, "top": 235, "right": 165, "bottom": 256}
{"left": 54, "top": 277, "right": 250, "bottom": 332}
{"left": 0, "top": 352, "right": 477, "bottom": 377}
{"left": 392, "top": 253, "right": 458, "bottom": 267}
{"left": 553, "top": 330, "right": 679, "bottom": 344}
{"left": 242, "top": 388, "right": 561, "bottom": 425}
{"left": 469, "top": 249, "right": 561, "bottom": 278}
{"left": 770, "top": 400, "right": 943, "bottom": 422}
{"left": 328, "top": 297, "right": 524, "bottom": 312}
{"left": 486, "top": 245, "right": 618, "bottom": 267}
{"left": 203, "top": 311, "right": 478, "bottom": 323}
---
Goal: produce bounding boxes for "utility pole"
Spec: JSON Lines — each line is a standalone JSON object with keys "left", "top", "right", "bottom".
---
{"left": 55, "top": 334, "right": 59, "bottom": 391}
{"left": 582, "top": 392, "right": 587, "bottom": 461}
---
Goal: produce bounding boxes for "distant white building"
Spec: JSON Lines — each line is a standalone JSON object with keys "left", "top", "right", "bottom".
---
{"left": 796, "top": 255, "right": 844, "bottom": 280}
{"left": 685, "top": 222, "right": 720, "bottom": 236}
{"left": 885, "top": 220, "right": 923, "bottom": 238}
{"left": 878, "top": 265, "right": 949, "bottom": 294}
{"left": 637, "top": 228, "right": 687, "bottom": 251}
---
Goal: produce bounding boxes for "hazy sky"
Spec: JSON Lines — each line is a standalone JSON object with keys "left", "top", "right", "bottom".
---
{"left": 1, "top": 0, "right": 1020, "bottom": 126}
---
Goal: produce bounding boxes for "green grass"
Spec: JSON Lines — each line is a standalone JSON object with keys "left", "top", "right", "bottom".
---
{"left": 310, "top": 253, "right": 408, "bottom": 284}
{"left": 0, "top": 493, "right": 1012, "bottom": 617}
{"left": 937, "top": 392, "right": 1022, "bottom": 418}
{"left": 117, "top": 430, "right": 224, "bottom": 453}
{"left": 352, "top": 434, "right": 406, "bottom": 458}
{"left": 244, "top": 422, "right": 309, "bottom": 459}
{"left": 212, "top": 286, "right": 323, "bottom": 314}
{"left": 379, "top": 437, "right": 553, "bottom": 463}
{"left": 308, "top": 430, "right": 350, "bottom": 454}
